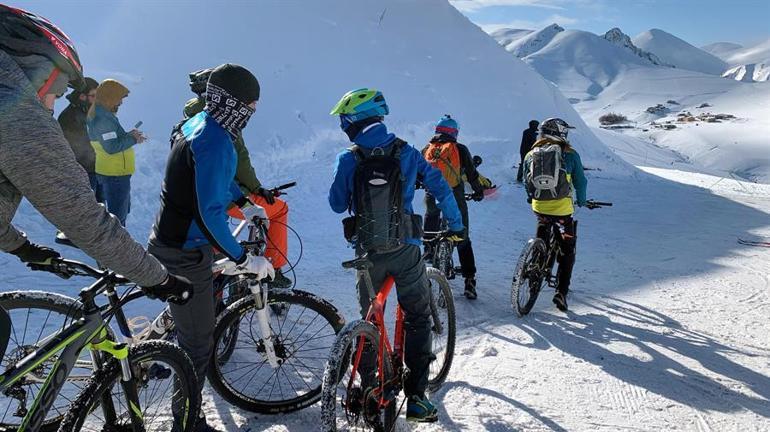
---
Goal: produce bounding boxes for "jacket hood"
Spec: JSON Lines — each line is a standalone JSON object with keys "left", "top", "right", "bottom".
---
{"left": 89, "top": 79, "right": 129, "bottom": 117}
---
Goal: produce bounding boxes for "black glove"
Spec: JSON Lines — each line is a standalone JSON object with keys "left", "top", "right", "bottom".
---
{"left": 10, "top": 240, "right": 60, "bottom": 264}
{"left": 257, "top": 187, "right": 276, "bottom": 205}
{"left": 143, "top": 274, "right": 193, "bottom": 305}
{"left": 446, "top": 229, "right": 466, "bottom": 242}
{"left": 471, "top": 190, "right": 484, "bottom": 202}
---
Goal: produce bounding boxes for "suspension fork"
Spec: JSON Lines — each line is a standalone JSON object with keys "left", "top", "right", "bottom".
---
{"left": 250, "top": 279, "right": 280, "bottom": 368}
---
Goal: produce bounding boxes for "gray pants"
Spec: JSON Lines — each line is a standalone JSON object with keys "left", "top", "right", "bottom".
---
{"left": 148, "top": 241, "right": 214, "bottom": 394}
{"left": 356, "top": 244, "right": 433, "bottom": 397}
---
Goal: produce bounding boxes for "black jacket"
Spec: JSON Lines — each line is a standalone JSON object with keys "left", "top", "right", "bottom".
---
{"left": 58, "top": 95, "right": 95, "bottom": 173}
{"left": 520, "top": 127, "right": 538, "bottom": 159}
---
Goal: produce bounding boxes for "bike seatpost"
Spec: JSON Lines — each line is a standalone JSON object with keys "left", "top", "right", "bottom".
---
{"left": 359, "top": 267, "right": 377, "bottom": 303}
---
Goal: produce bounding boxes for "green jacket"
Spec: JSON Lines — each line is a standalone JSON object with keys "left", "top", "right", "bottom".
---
{"left": 183, "top": 98, "right": 261, "bottom": 194}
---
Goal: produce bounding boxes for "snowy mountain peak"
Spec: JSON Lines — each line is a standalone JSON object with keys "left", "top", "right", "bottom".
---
{"left": 602, "top": 27, "right": 669, "bottom": 66}
{"left": 633, "top": 29, "right": 727, "bottom": 75}
{"left": 501, "top": 23, "right": 564, "bottom": 58}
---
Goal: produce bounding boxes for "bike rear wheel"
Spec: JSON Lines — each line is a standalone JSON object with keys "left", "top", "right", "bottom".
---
{"left": 320, "top": 320, "right": 396, "bottom": 432}
{"left": 58, "top": 340, "right": 200, "bottom": 432}
{"left": 511, "top": 239, "right": 547, "bottom": 316}
{"left": 208, "top": 289, "right": 344, "bottom": 414}
{"left": 0, "top": 291, "right": 95, "bottom": 432}
{"left": 425, "top": 267, "right": 455, "bottom": 392}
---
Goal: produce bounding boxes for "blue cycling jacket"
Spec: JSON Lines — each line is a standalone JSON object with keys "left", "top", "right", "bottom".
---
{"left": 150, "top": 111, "right": 246, "bottom": 262}
{"left": 329, "top": 122, "right": 463, "bottom": 246}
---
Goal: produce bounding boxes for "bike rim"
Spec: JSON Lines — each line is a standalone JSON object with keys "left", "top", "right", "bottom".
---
{"left": 429, "top": 279, "right": 449, "bottom": 381}
{"left": 214, "top": 298, "right": 337, "bottom": 405}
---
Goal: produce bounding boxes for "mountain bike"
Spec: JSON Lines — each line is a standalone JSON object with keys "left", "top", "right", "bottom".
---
{"left": 423, "top": 193, "right": 478, "bottom": 281}
{"left": 320, "top": 250, "right": 456, "bottom": 431}
{"left": 0, "top": 260, "right": 199, "bottom": 432}
{"left": 511, "top": 200, "right": 612, "bottom": 316}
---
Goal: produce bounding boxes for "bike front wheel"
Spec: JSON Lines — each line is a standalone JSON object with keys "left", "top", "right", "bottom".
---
{"left": 0, "top": 291, "right": 96, "bottom": 432}
{"left": 58, "top": 340, "right": 200, "bottom": 432}
{"left": 208, "top": 289, "right": 344, "bottom": 414}
{"left": 425, "top": 267, "right": 456, "bottom": 393}
{"left": 511, "top": 238, "right": 547, "bottom": 316}
{"left": 320, "top": 320, "right": 396, "bottom": 432}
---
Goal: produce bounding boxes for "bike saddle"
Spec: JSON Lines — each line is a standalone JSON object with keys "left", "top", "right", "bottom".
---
{"left": 341, "top": 255, "right": 374, "bottom": 270}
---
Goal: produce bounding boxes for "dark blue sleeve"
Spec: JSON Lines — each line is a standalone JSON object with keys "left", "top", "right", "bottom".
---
{"left": 416, "top": 151, "right": 463, "bottom": 231}
{"left": 190, "top": 133, "right": 245, "bottom": 263}
{"left": 329, "top": 151, "right": 353, "bottom": 214}
{"left": 88, "top": 113, "right": 137, "bottom": 154}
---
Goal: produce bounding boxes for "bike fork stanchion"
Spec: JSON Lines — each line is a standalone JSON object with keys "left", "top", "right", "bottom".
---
{"left": 250, "top": 280, "right": 280, "bottom": 368}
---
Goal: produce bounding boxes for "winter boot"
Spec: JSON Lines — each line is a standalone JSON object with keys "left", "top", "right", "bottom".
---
{"left": 463, "top": 277, "right": 477, "bottom": 300}
{"left": 269, "top": 268, "right": 293, "bottom": 289}
{"left": 406, "top": 394, "right": 438, "bottom": 423}
{"left": 552, "top": 292, "right": 568, "bottom": 312}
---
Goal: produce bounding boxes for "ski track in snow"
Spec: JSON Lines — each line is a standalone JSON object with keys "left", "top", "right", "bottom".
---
{"left": 2, "top": 157, "right": 770, "bottom": 431}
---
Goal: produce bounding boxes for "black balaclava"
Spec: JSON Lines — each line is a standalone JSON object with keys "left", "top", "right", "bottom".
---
{"left": 204, "top": 63, "right": 259, "bottom": 138}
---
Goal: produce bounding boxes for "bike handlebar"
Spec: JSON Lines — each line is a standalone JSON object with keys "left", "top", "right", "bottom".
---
{"left": 29, "top": 258, "right": 129, "bottom": 284}
{"left": 585, "top": 199, "right": 613, "bottom": 210}
{"left": 269, "top": 181, "right": 297, "bottom": 197}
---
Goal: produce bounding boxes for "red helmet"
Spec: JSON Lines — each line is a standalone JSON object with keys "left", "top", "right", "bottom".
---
{"left": 0, "top": 4, "right": 84, "bottom": 96}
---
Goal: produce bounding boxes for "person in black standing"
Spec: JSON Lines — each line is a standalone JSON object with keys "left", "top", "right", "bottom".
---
{"left": 516, "top": 120, "right": 539, "bottom": 182}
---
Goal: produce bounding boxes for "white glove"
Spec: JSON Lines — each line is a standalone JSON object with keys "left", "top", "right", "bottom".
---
{"left": 223, "top": 254, "right": 275, "bottom": 281}
{"left": 241, "top": 203, "right": 269, "bottom": 229}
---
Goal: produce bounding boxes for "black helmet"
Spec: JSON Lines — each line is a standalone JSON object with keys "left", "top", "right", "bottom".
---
{"left": 0, "top": 4, "right": 84, "bottom": 94}
{"left": 188, "top": 67, "right": 213, "bottom": 97}
{"left": 540, "top": 118, "right": 574, "bottom": 141}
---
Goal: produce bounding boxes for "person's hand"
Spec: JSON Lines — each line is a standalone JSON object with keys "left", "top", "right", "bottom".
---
{"left": 478, "top": 175, "right": 493, "bottom": 189}
{"left": 10, "top": 240, "right": 60, "bottom": 264}
{"left": 446, "top": 229, "right": 466, "bottom": 243}
{"left": 242, "top": 203, "right": 269, "bottom": 228}
{"left": 143, "top": 274, "right": 193, "bottom": 305}
{"left": 223, "top": 254, "right": 275, "bottom": 281}
{"left": 257, "top": 187, "right": 276, "bottom": 205}
{"left": 471, "top": 190, "right": 484, "bottom": 202}
{"left": 130, "top": 129, "right": 146, "bottom": 144}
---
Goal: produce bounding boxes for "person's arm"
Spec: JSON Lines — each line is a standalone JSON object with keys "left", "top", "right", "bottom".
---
{"left": 569, "top": 151, "right": 588, "bottom": 206}
{"left": 0, "top": 87, "right": 166, "bottom": 286}
{"left": 329, "top": 151, "right": 353, "bottom": 214}
{"left": 233, "top": 134, "right": 262, "bottom": 194}
{"left": 416, "top": 151, "right": 463, "bottom": 231}
{"left": 189, "top": 133, "right": 246, "bottom": 263}
{"left": 89, "top": 113, "right": 137, "bottom": 155}
{"left": 457, "top": 143, "right": 483, "bottom": 193}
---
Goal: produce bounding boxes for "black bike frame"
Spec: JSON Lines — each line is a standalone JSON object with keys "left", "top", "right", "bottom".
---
{"left": 0, "top": 271, "right": 145, "bottom": 432}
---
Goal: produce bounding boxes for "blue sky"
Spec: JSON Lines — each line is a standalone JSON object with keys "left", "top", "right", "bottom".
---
{"left": 450, "top": 0, "right": 770, "bottom": 47}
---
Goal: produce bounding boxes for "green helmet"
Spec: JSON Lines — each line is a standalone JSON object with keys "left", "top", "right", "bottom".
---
{"left": 330, "top": 88, "right": 389, "bottom": 122}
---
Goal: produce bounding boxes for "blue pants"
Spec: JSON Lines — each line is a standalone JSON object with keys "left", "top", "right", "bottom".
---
{"left": 96, "top": 174, "right": 131, "bottom": 226}
{"left": 88, "top": 172, "right": 104, "bottom": 203}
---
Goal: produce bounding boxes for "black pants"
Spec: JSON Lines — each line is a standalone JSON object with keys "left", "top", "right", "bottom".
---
{"left": 424, "top": 185, "right": 476, "bottom": 278}
{"left": 356, "top": 244, "right": 433, "bottom": 398}
{"left": 516, "top": 156, "right": 525, "bottom": 182}
{"left": 535, "top": 213, "right": 576, "bottom": 296}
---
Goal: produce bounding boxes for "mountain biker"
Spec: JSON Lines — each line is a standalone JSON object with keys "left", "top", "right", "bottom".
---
{"left": 148, "top": 63, "right": 274, "bottom": 432}
{"left": 522, "top": 117, "right": 587, "bottom": 312}
{"left": 421, "top": 114, "right": 492, "bottom": 300}
{"left": 329, "top": 88, "right": 465, "bottom": 423}
{"left": 517, "top": 119, "right": 539, "bottom": 182}
{"left": 179, "top": 68, "right": 293, "bottom": 288}
{"left": 0, "top": 5, "right": 191, "bottom": 303}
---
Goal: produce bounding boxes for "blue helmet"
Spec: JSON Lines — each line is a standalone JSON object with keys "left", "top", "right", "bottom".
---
{"left": 435, "top": 114, "right": 459, "bottom": 138}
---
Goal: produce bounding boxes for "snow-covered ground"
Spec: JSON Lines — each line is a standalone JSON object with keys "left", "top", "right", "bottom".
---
{"left": 1, "top": 1, "right": 769, "bottom": 431}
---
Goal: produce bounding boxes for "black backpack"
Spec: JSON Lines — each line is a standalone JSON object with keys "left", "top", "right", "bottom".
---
{"left": 348, "top": 139, "right": 407, "bottom": 253}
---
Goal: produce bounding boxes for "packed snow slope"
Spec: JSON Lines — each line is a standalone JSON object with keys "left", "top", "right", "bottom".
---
{"left": 633, "top": 29, "right": 728, "bottom": 75}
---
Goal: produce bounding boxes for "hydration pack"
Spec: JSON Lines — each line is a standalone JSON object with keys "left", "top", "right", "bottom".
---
{"left": 526, "top": 144, "right": 571, "bottom": 201}
{"left": 349, "top": 139, "right": 407, "bottom": 253}
{"left": 424, "top": 141, "right": 463, "bottom": 188}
